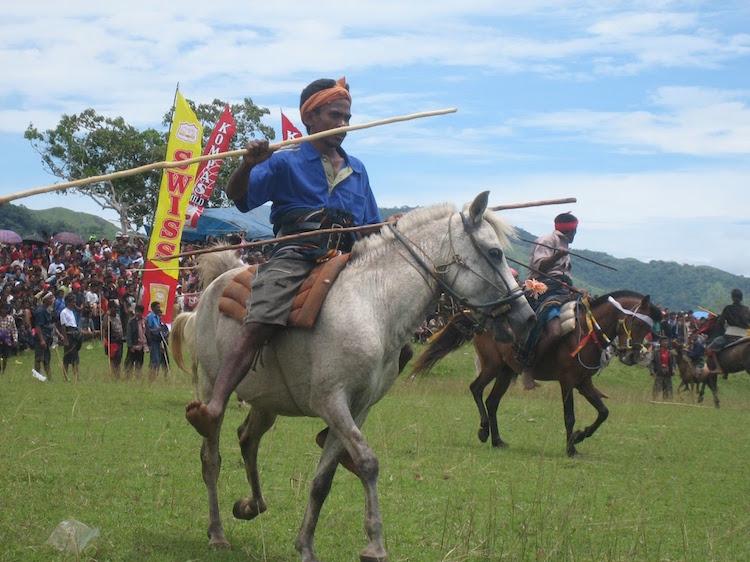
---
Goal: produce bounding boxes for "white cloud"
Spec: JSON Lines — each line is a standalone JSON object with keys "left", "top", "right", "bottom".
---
{"left": 513, "top": 86, "right": 750, "bottom": 156}
{"left": 1, "top": 3, "right": 749, "bottom": 131}
{"left": 369, "top": 167, "right": 750, "bottom": 275}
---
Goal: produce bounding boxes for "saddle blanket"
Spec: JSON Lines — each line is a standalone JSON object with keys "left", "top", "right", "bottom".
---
{"left": 218, "top": 253, "right": 351, "bottom": 329}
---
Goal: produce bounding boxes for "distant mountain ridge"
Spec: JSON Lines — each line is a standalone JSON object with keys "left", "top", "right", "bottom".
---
{"left": 0, "top": 203, "right": 118, "bottom": 240}
{"left": 383, "top": 206, "right": 748, "bottom": 312}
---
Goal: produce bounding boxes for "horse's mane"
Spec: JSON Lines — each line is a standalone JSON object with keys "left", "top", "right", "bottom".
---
{"left": 197, "top": 246, "right": 245, "bottom": 289}
{"left": 349, "top": 204, "right": 454, "bottom": 266}
{"left": 348, "top": 202, "right": 514, "bottom": 269}
{"left": 592, "top": 290, "right": 663, "bottom": 322}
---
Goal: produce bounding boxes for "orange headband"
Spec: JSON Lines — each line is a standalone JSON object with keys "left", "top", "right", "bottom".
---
{"left": 300, "top": 77, "right": 351, "bottom": 119}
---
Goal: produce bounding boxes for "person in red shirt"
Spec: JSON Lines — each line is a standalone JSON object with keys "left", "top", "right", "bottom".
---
{"left": 651, "top": 337, "right": 675, "bottom": 400}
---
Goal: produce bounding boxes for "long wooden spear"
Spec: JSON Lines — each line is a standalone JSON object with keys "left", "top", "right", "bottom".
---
{"left": 490, "top": 197, "right": 576, "bottom": 211}
{"left": 159, "top": 196, "right": 580, "bottom": 261}
{"left": 0, "top": 107, "right": 457, "bottom": 206}
{"left": 517, "top": 237, "right": 618, "bottom": 271}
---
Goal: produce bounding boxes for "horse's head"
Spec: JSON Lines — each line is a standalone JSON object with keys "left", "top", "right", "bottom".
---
{"left": 439, "top": 192, "right": 535, "bottom": 344}
{"left": 608, "top": 292, "right": 663, "bottom": 365}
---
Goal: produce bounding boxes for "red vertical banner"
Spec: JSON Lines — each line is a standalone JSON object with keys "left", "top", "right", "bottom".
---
{"left": 186, "top": 105, "right": 237, "bottom": 228}
{"left": 281, "top": 110, "right": 302, "bottom": 141}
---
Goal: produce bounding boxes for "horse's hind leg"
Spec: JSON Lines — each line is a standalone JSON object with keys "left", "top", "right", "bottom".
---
{"left": 571, "top": 378, "right": 609, "bottom": 449}
{"left": 707, "top": 375, "right": 720, "bottom": 408}
{"left": 485, "top": 368, "right": 513, "bottom": 448}
{"left": 200, "top": 414, "right": 229, "bottom": 548}
{"left": 233, "top": 407, "right": 276, "bottom": 521}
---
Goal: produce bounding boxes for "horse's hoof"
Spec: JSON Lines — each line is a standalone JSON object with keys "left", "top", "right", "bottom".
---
{"left": 233, "top": 497, "right": 267, "bottom": 520}
{"left": 360, "top": 549, "right": 388, "bottom": 562}
{"left": 572, "top": 430, "right": 586, "bottom": 444}
{"left": 566, "top": 447, "right": 579, "bottom": 458}
{"left": 477, "top": 427, "right": 489, "bottom": 443}
{"left": 491, "top": 438, "right": 508, "bottom": 448}
{"left": 208, "top": 536, "right": 231, "bottom": 549}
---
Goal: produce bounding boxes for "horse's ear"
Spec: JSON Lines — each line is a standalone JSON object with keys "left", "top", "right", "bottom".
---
{"left": 468, "top": 191, "right": 490, "bottom": 227}
{"left": 641, "top": 294, "right": 651, "bottom": 308}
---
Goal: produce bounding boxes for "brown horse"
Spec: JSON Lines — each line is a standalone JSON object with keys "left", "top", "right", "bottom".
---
{"left": 672, "top": 341, "right": 720, "bottom": 408}
{"left": 413, "top": 291, "right": 662, "bottom": 457}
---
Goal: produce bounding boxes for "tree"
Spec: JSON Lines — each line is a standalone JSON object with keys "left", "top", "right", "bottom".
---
{"left": 25, "top": 110, "right": 166, "bottom": 235}
{"left": 24, "top": 97, "right": 275, "bottom": 234}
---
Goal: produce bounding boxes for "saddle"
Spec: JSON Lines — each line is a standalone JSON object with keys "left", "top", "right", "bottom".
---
{"left": 218, "top": 253, "right": 351, "bottom": 329}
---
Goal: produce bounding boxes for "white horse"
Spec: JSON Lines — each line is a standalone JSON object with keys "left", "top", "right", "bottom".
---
{"left": 171, "top": 192, "right": 535, "bottom": 562}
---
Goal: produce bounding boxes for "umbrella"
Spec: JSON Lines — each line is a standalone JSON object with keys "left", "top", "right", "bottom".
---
{"left": 22, "top": 233, "right": 48, "bottom": 245}
{"left": 52, "top": 231, "right": 84, "bottom": 246}
{"left": 0, "top": 229, "right": 22, "bottom": 244}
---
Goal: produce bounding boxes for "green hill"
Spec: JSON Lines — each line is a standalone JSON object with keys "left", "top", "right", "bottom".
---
{"left": 0, "top": 203, "right": 118, "bottom": 240}
{"left": 511, "top": 227, "right": 748, "bottom": 313}
{"left": 381, "top": 206, "right": 749, "bottom": 313}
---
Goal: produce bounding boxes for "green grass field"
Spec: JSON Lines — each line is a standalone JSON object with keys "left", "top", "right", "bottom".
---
{"left": 1, "top": 343, "right": 749, "bottom": 561}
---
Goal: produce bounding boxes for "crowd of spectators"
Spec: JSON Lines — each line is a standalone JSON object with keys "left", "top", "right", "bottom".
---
{"left": 0, "top": 234, "right": 205, "bottom": 381}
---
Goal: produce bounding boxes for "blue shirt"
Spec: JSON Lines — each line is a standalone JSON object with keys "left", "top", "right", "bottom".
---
{"left": 235, "top": 142, "right": 381, "bottom": 227}
{"left": 146, "top": 311, "right": 161, "bottom": 332}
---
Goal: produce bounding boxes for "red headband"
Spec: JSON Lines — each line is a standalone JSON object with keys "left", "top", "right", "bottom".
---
{"left": 555, "top": 218, "right": 578, "bottom": 233}
{"left": 300, "top": 77, "right": 351, "bottom": 120}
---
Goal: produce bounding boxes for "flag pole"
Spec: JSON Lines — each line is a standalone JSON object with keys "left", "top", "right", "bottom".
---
{"left": 2, "top": 107, "right": 458, "bottom": 205}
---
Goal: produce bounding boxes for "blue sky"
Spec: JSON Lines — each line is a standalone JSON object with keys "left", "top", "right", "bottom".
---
{"left": 1, "top": 1, "right": 749, "bottom": 275}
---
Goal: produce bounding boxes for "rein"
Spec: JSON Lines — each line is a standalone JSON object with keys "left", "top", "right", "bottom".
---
{"left": 571, "top": 295, "right": 653, "bottom": 369}
{"left": 387, "top": 214, "right": 524, "bottom": 321}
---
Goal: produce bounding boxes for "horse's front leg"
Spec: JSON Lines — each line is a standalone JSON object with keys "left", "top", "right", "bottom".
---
{"left": 571, "top": 378, "right": 609, "bottom": 447}
{"left": 233, "top": 407, "right": 276, "bottom": 521}
{"left": 485, "top": 367, "right": 514, "bottom": 448}
{"left": 560, "top": 383, "right": 577, "bottom": 457}
{"left": 469, "top": 367, "right": 494, "bottom": 444}
{"left": 199, "top": 413, "right": 229, "bottom": 548}
{"left": 296, "top": 404, "right": 386, "bottom": 562}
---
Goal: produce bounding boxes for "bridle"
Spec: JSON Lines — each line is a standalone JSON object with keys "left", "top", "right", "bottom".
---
{"left": 610, "top": 296, "right": 654, "bottom": 355}
{"left": 388, "top": 212, "right": 524, "bottom": 321}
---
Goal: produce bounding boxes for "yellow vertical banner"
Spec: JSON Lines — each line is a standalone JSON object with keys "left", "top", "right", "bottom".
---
{"left": 142, "top": 92, "right": 203, "bottom": 323}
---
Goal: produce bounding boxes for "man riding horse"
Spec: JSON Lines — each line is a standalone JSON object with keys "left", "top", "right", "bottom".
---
{"left": 186, "top": 77, "right": 383, "bottom": 438}
{"left": 705, "top": 288, "right": 750, "bottom": 377}
{"left": 519, "top": 212, "right": 579, "bottom": 390}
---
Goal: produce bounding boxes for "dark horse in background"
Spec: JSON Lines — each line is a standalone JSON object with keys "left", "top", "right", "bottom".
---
{"left": 413, "top": 291, "right": 662, "bottom": 457}
{"left": 699, "top": 314, "right": 750, "bottom": 378}
{"left": 672, "top": 341, "right": 720, "bottom": 408}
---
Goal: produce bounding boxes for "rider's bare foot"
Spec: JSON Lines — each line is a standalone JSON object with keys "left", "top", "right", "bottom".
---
{"left": 185, "top": 400, "right": 221, "bottom": 438}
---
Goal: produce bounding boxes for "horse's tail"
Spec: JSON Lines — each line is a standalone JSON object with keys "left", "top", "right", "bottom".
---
{"left": 197, "top": 246, "right": 245, "bottom": 289}
{"left": 412, "top": 313, "right": 477, "bottom": 376}
{"left": 170, "top": 312, "right": 194, "bottom": 374}
{"left": 594, "top": 384, "right": 609, "bottom": 400}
